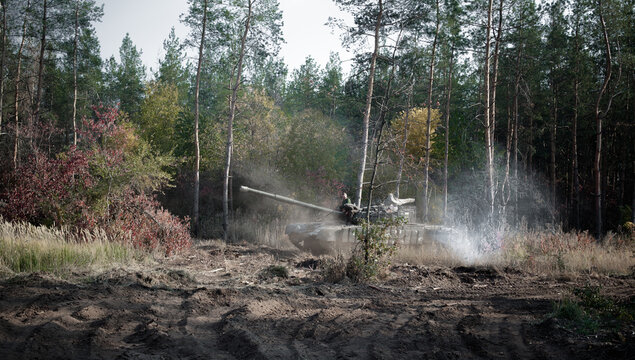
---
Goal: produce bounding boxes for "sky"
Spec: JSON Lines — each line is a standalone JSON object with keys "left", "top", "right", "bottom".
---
{"left": 93, "top": 0, "right": 353, "bottom": 77}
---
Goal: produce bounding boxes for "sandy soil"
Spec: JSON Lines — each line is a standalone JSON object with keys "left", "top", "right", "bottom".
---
{"left": 0, "top": 241, "right": 633, "bottom": 359}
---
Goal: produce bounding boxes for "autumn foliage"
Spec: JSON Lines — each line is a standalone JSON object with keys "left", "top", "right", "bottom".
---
{"left": 1, "top": 106, "right": 190, "bottom": 255}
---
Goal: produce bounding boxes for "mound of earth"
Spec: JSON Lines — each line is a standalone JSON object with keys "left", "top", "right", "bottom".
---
{"left": 0, "top": 241, "right": 633, "bottom": 359}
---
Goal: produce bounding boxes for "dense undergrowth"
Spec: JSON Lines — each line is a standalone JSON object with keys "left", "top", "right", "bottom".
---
{"left": 0, "top": 107, "right": 191, "bottom": 257}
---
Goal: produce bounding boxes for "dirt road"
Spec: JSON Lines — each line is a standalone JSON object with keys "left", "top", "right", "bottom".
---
{"left": 1, "top": 241, "right": 633, "bottom": 359}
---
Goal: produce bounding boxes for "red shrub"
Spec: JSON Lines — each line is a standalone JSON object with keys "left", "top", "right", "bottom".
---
{"left": 107, "top": 190, "right": 190, "bottom": 255}
{"left": 1, "top": 106, "right": 190, "bottom": 255}
{"left": 2, "top": 148, "right": 94, "bottom": 227}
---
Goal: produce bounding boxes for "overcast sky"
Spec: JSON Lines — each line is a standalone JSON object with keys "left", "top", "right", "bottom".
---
{"left": 93, "top": 0, "right": 353, "bottom": 77}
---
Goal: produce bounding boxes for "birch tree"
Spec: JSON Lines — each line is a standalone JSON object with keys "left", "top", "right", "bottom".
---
{"left": 0, "top": 0, "right": 6, "bottom": 135}
{"left": 13, "top": 0, "right": 30, "bottom": 169}
{"left": 483, "top": 0, "right": 495, "bottom": 218}
{"left": 422, "top": 0, "right": 440, "bottom": 222}
{"left": 594, "top": 0, "right": 612, "bottom": 239}
{"left": 222, "top": 0, "right": 253, "bottom": 241}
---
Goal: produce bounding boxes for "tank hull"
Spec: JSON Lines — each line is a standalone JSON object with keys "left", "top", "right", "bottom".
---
{"left": 285, "top": 222, "right": 456, "bottom": 255}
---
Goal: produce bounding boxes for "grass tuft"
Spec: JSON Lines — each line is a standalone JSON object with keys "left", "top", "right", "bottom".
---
{"left": 322, "top": 254, "right": 348, "bottom": 283}
{"left": 262, "top": 264, "right": 289, "bottom": 279}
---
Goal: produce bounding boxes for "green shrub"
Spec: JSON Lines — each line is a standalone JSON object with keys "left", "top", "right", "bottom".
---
{"left": 550, "top": 285, "right": 634, "bottom": 335}
{"left": 346, "top": 217, "right": 405, "bottom": 282}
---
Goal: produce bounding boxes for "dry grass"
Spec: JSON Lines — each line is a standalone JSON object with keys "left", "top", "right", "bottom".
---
{"left": 394, "top": 243, "right": 470, "bottom": 267}
{"left": 497, "top": 229, "right": 633, "bottom": 275}
{"left": 229, "top": 214, "right": 300, "bottom": 251}
{"left": 393, "top": 227, "right": 634, "bottom": 276}
{"left": 0, "top": 220, "right": 142, "bottom": 276}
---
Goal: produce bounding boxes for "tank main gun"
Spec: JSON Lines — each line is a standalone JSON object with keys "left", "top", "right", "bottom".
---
{"left": 239, "top": 186, "right": 342, "bottom": 215}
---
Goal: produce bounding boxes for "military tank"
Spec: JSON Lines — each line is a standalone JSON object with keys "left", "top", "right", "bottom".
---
{"left": 239, "top": 185, "right": 456, "bottom": 254}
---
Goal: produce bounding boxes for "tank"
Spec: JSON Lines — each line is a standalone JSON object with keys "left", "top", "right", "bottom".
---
{"left": 239, "top": 186, "right": 456, "bottom": 254}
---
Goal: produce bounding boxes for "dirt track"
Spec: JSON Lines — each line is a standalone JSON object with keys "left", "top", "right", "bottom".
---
{"left": 1, "top": 241, "right": 633, "bottom": 359}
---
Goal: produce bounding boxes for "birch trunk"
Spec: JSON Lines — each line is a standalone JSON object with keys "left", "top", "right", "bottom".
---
{"left": 395, "top": 77, "right": 414, "bottom": 198}
{"left": 13, "top": 0, "right": 30, "bottom": 169}
{"left": 354, "top": 0, "right": 382, "bottom": 208}
{"left": 513, "top": 46, "right": 521, "bottom": 224}
{"left": 502, "top": 84, "right": 512, "bottom": 219}
{"left": 72, "top": 1, "right": 79, "bottom": 145}
{"left": 223, "top": 0, "right": 253, "bottom": 241}
{"left": 483, "top": 0, "right": 495, "bottom": 218}
{"left": 490, "top": 0, "right": 503, "bottom": 161}
{"left": 422, "top": 0, "right": 439, "bottom": 222}
{"left": 550, "top": 85, "right": 557, "bottom": 219}
{"left": 0, "top": 1, "right": 6, "bottom": 133}
{"left": 34, "top": 0, "right": 47, "bottom": 124}
{"left": 443, "top": 49, "right": 454, "bottom": 222}
{"left": 193, "top": 0, "right": 208, "bottom": 237}
{"left": 366, "top": 27, "right": 401, "bottom": 221}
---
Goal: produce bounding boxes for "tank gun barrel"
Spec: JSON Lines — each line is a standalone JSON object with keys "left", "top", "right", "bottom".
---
{"left": 239, "top": 186, "right": 342, "bottom": 214}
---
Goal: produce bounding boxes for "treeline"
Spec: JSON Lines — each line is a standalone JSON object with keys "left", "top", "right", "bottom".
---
{"left": 0, "top": 0, "right": 633, "bottom": 241}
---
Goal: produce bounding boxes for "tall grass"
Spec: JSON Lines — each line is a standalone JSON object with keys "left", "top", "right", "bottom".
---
{"left": 395, "top": 227, "right": 634, "bottom": 276}
{"left": 497, "top": 228, "right": 633, "bottom": 275}
{"left": 0, "top": 221, "right": 139, "bottom": 275}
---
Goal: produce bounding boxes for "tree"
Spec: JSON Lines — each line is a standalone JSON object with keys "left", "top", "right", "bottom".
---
{"left": 391, "top": 107, "right": 442, "bottom": 165}
{"left": 569, "top": 0, "right": 586, "bottom": 229}
{"left": 215, "top": 0, "right": 281, "bottom": 241}
{"left": 366, "top": 26, "right": 403, "bottom": 222}
{"left": 545, "top": 0, "right": 568, "bottom": 220}
{"left": 439, "top": 0, "right": 463, "bottom": 221}
{"left": 187, "top": 0, "right": 208, "bottom": 237}
{"left": 223, "top": 0, "right": 254, "bottom": 242}
{"left": 422, "top": 0, "right": 440, "bottom": 222}
{"left": 33, "top": 0, "right": 48, "bottom": 125}
{"left": 157, "top": 27, "right": 190, "bottom": 99}
{"left": 12, "top": 0, "right": 30, "bottom": 169}
{"left": 394, "top": 76, "right": 414, "bottom": 199}
{"left": 251, "top": 57, "right": 287, "bottom": 104}
{"left": 136, "top": 81, "right": 182, "bottom": 154}
{"left": 115, "top": 33, "right": 146, "bottom": 116}
{"left": 442, "top": 48, "right": 454, "bottom": 221}
{"left": 72, "top": 0, "right": 79, "bottom": 145}
{"left": 0, "top": 0, "right": 7, "bottom": 135}
{"left": 319, "top": 52, "right": 344, "bottom": 119}
{"left": 278, "top": 109, "right": 353, "bottom": 201}
{"left": 335, "top": 0, "right": 384, "bottom": 208}
{"left": 72, "top": 0, "right": 103, "bottom": 143}
{"left": 594, "top": 0, "right": 612, "bottom": 239}
{"left": 483, "top": 0, "right": 495, "bottom": 219}
{"left": 285, "top": 56, "right": 321, "bottom": 113}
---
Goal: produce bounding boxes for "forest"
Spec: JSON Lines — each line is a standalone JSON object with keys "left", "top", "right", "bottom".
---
{"left": 0, "top": 1, "right": 634, "bottom": 357}
{"left": 0, "top": 0, "right": 633, "bottom": 249}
